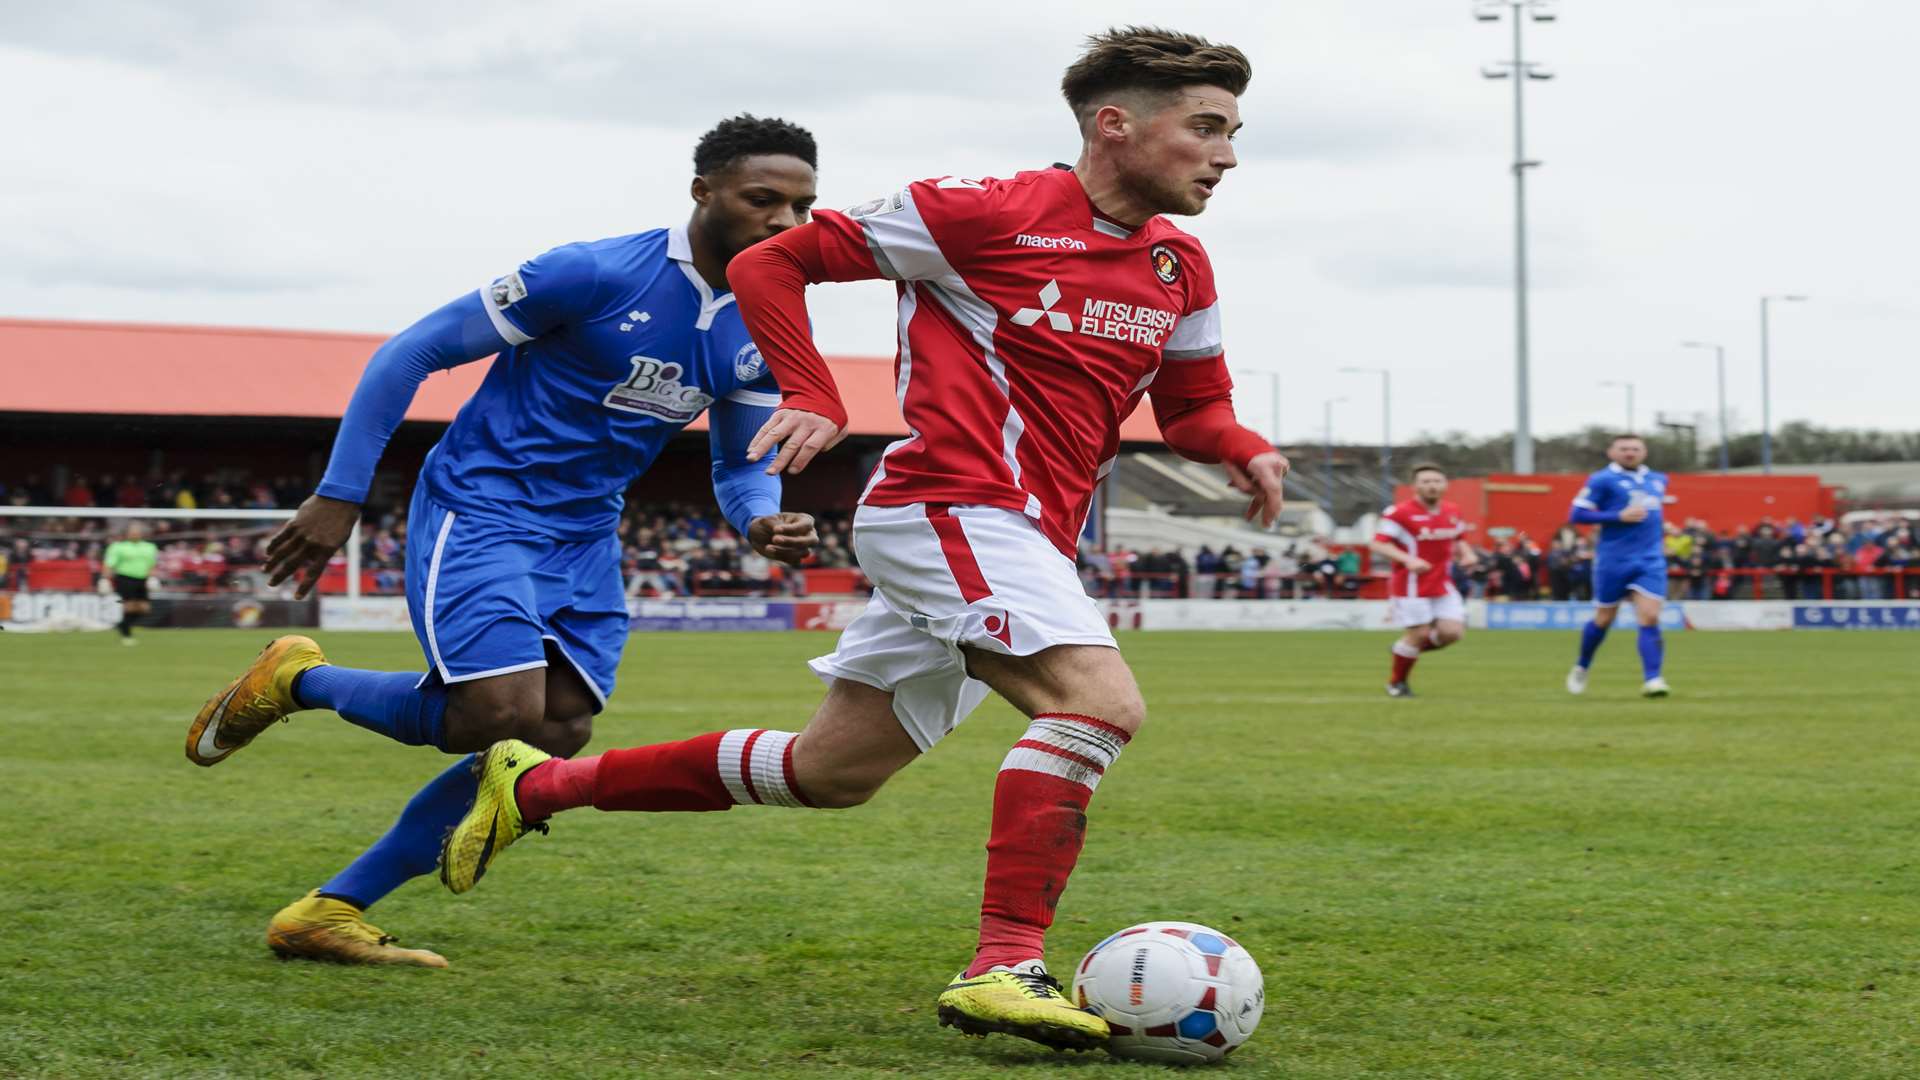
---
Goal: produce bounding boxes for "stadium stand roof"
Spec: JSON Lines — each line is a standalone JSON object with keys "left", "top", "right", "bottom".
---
{"left": 0, "top": 318, "right": 1166, "bottom": 441}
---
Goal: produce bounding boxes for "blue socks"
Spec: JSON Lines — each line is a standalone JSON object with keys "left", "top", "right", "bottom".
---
{"left": 295, "top": 666, "right": 448, "bottom": 750}
{"left": 1637, "top": 624, "right": 1664, "bottom": 680}
{"left": 1577, "top": 620, "right": 1608, "bottom": 669}
{"left": 319, "top": 756, "right": 478, "bottom": 909}
{"left": 1578, "top": 620, "right": 1664, "bottom": 680}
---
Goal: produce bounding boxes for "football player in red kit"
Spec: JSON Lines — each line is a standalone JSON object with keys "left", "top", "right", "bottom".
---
{"left": 1370, "top": 464, "right": 1477, "bottom": 697}
{"left": 439, "top": 27, "right": 1289, "bottom": 1053}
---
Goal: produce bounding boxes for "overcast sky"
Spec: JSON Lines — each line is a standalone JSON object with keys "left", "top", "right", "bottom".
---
{"left": 2, "top": 0, "right": 1913, "bottom": 448}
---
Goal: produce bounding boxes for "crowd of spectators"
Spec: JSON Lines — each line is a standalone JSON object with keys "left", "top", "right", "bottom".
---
{"left": 2, "top": 472, "right": 857, "bottom": 599}
{"left": 7, "top": 470, "right": 1916, "bottom": 603}
{"left": 1529, "top": 515, "right": 1920, "bottom": 602}
{"left": 1080, "top": 540, "right": 1366, "bottom": 600}
{"left": 1075, "top": 515, "right": 1920, "bottom": 602}
{"left": 5, "top": 471, "right": 303, "bottom": 513}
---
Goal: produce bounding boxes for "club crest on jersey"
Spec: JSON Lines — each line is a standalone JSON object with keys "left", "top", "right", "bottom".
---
{"left": 1149, "top": 244, "right": 1181, "bottom": 284}
{"left": 734, "top": 341, "right": 767, "bottom": 384}
{"left": 489, "top": 271, "right": 528, "bottom": 308}
{"left": 604, "top": 355, "right": 715, "bottom": 422}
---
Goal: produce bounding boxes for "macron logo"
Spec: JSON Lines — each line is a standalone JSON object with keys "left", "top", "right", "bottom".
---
{"left": 1014, "top": 234, "right": 1087, "bottom": 251}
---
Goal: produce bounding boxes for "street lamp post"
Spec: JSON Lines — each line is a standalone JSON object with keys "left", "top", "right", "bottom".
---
{"left": 1339, "top": 365, "right": 1393, "bottom": 494}
{"left": 1599, "top": 380, "right": 1634, "bottom": 433}
{"left": 1680, "top": 340, "right": 1729, "bottom": 473}
{"left": 1321, "top": 397, "right": 1347, "bottom": 513}
{"left": 1233, "top": 369, "right": 1282, "bottom": 448}
{"left": 1759, "top": 294, "right": 1808, "bottom": 474}
{"left": 1477, "top": 0, "right": 1557, "bottom": 475}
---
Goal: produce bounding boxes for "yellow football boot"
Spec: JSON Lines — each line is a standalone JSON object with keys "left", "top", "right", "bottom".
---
{"left": 186, "top": 635, "right": 326, "bottom": 766}
{"left": 937, "top": 960, "right": 1110, "bottom": 1051}
{"left": 438, "top": 740, "right": 551, "bottom": 894}
{"left": 266, "top": 890, "right": 448, "bottom": 968}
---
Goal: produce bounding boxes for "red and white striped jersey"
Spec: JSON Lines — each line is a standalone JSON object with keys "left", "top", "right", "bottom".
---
{"left": 1374, "top": 498, "right": 1469, "bottom": 598}
{"left": 809, "top": 166, "right": 1232, "bottom": 556}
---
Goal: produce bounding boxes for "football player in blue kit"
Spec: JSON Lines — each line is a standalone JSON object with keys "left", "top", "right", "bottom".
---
{"left": 183, "top": 115, "right": 823, "bottom": 966}
{"left": 1566, "top": 434, "right": 1673, "bottom": 698}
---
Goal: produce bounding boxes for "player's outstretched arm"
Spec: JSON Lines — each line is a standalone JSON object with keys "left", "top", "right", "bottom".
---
{"left": 1369, "top": 538, "right": 1430, "bottom": 574}
{"left": 707, "top": 395, "right": 819, "bottom": 566}
{"left": 267, "top": 293, "right": 511, "bottom": 597}
{"left": 729, "top": 221, "right": 888, "bottom": 475}
{"left": 1570, "top": 478, "right": 1645, "bottom": 525}
{"left": 1151, "top": 390, "right": 1289, "bottom": 527}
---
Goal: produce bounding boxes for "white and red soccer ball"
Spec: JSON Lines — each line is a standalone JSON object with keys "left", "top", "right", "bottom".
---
{"left": 1073, "top": 920, "right": 1265, "bottom": 1065}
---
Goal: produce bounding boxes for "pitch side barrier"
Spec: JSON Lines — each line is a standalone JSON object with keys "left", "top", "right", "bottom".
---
{"left": 201, "top": 596, "right": 1920, "bottom": 634}
{"left": 9, "top": 593, "right": 1918, "bottom": 633}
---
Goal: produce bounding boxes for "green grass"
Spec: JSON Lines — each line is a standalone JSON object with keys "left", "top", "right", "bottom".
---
{"left": 2, "top": 628, "right": 1917, "bottom": 1078}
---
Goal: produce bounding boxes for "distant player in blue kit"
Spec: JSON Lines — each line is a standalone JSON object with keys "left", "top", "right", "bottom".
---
{"left": 182, "top": 116, "right": 823, "bottom": 966}
{"left": 1566, "top": 434, "right": 1672, "bottom": 698}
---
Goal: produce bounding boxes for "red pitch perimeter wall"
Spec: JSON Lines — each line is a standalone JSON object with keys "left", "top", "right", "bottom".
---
{"left": 1400, "top": 474, "right": 1836, "bottom": 545}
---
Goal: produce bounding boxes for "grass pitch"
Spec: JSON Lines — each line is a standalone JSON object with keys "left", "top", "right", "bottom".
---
{"left": 2, "top": 628, "right": 1917, "bottom": 1078}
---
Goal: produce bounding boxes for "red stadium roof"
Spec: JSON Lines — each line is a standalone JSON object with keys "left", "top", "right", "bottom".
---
{"left": 0, "top": 318, "right": 1165, "bottom": 441}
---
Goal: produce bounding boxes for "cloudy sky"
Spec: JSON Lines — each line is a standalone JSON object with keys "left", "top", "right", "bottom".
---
{"left": 3, "top": 0, "right": 1913, "bottom": 449}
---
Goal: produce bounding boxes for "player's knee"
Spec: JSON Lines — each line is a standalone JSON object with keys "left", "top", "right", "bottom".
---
{"left": 533, "top": 713, "right": 593, "bottom": 758}
{"left": 798, "top": 772, "right": 886, "bottom": 810}
{"left": 1435, "top": 625, "right": 1465, "bottom": 647}
{"left": 1102, "top": 692, "right": 1148, "bottom": 738}
{"left": 445, "top": 691, "right": 545, "bottom": 750}
{"left": 790, "top": 754, "right": 892, "bottom": 809}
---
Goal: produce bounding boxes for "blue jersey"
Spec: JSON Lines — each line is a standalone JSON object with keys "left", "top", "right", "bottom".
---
{"left": 1571, "top": 463, "right": 1669, "bottom": 566}
{"left": 431, "top": 226, "right": 778, "bottom": 537}
{"left": 317, "top": 224, "right": 782, "bottom": 540}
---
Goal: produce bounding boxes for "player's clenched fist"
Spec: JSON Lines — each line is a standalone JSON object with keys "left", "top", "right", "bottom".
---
{"left": 264, "top": 494, "right": 360, "bottom": 599}
{"left": 749, "top": 512, "right": 820, "bottom": 566}
{"left": 1223, "top": 450, "right": 1290, "bottom": 528}
{"left": 747, "top": 408, "right": 847, "bottom": 476}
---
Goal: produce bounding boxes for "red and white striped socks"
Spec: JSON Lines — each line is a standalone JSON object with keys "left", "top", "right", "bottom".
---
{"left": 1390, "top": 639, "right": 1422, "bottom": 683}
{"left": 714, "top": 729, "right": 814, "bottom": 808}
{"left": 517, "top": 728, "right": 814, "bottom": 819}
{"left": 969, "top": 713, "right": 1130, "bottom": 976}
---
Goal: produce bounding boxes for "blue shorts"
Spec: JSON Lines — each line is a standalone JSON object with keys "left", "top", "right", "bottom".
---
{"left": 405, "top": 484, "right": 627, "bottom": 711}
{"left": 1593, "top": 558, "right": 1668, "bottom": 605}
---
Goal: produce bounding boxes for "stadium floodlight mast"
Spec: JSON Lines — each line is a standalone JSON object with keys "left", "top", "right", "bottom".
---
{"left": 1759, "top": 294, "right": 1809, "bottom": 474}
{"left": 1338, "top": 366, "right": 1392, "bottom": 494}
{"left": 1321, "top": 396, "right": 1347, "bottom": 513}
{"left": 1598, "top": 380, "right": 1635, "bottom": 434}
{"left": 1233, "top": 368, "right": 1282, "bottom": 448}
{"left": 1477, "top": 0, "right": 1558, "bottom": 475}
{"left": 1680, "top": 341, "right": 1730, "bottom": 473}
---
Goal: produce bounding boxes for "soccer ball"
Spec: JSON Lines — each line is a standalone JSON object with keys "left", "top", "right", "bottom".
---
{"left": 1072, "top": 920, "right": 1264, "bottom": 1065}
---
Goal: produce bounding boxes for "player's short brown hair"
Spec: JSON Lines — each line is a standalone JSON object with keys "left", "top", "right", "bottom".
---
{"left": 1410, "top": 463, "right": 1447, "bottom": 480}
{"left": 1061, "top": 26, "right": 1252, "bottom": 132}
{"left": 1610, "top": 433, "right": 1645, "bottom": 445}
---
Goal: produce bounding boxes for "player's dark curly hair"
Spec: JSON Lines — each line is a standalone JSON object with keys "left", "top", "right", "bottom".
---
{"left": 1061, "top": 26, "right": 1252, "bottom": 132}
{"left": 693, "top": 114, "right": 817, "bottom": 177}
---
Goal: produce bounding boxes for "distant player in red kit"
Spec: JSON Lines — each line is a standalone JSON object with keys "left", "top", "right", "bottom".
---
{"left": 1370, "top": 464, "right": 1476, "bottom": 697}
{"left": 436, "top": 27, "right": 1289, "bottom": 1053}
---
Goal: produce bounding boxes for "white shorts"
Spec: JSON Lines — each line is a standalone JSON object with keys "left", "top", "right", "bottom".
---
{"left": 808, "top": 503, "right": 1117, "bottom": 752}
{"left": 1390, "top": 588, "right": 1465, "bottom": 628}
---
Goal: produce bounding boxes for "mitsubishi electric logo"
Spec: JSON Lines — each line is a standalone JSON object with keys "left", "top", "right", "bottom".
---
{"left": 1011, "top": 279, "right": 1178, "bottom": 348}
{"left": 1011, "top": 279, "right": 1073, "bottom": 332}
